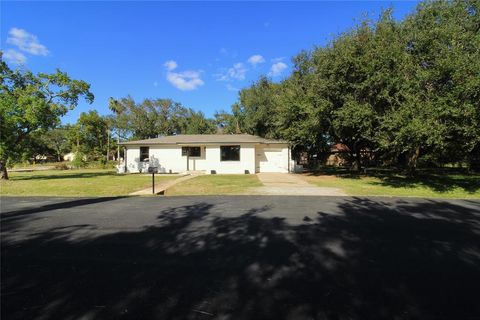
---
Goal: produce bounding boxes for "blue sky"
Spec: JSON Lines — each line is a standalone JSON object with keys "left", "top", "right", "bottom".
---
{"left": 2, "top": 1, "right": 419, "bottom": 124}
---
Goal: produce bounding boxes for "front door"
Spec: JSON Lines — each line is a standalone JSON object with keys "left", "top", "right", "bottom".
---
{"left": 183, "top": 146, "right": 202, "bottom": 171}
{"left": 188, "top": 156, "right": 197, "bottom": 171}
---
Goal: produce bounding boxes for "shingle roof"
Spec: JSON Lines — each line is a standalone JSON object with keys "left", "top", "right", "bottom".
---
{"left": 120, "top": 134, "right": 288, "bottom": 146}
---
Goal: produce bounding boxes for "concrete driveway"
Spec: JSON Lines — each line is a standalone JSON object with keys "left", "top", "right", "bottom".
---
{"left": 2, "top": 196, "right": 480, "bottom": 320}
{"left": 255, "top": 172, "right": 346, "bottom": 196}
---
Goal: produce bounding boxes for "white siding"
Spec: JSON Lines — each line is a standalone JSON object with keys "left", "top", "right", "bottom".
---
{"left": 204, "top": 144, "right": 256, "bottom": 174}
{"left": 126, "top": 145, "right": 186, "bottom": 173}
{"left": 125, "top": 143, "right": 257, "bottom": 174}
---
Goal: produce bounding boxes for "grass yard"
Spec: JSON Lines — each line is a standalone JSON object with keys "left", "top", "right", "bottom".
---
{"left": 166, "top": 174, "right": 262, "bottom": 196}
{"left": 0, "top": 169, "right": 178, "bottom": 197}
{"left": 302, "top": 170, "right": 480, "bottom": 199}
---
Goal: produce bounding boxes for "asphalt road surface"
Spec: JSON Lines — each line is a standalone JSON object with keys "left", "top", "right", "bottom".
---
{"left": 2, "top": 196, "right": 480, "bottom": 320}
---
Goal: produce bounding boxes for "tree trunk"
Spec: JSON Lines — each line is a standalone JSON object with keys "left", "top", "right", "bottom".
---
{"left": 117, "top": 135, "right": 120, "bottom": 164}
{"left": 407, "top": 147, "right": 420, "bottom": 175}
{"left": 350, "top": 145, "right": 361, "bottom": 172}
{"left": 106, "top": 129, "right": 110, "bottom": 162}
{"left": 468, "top": 146, "right": 480, "bottom": 172}
{"left": 0, "top": 160, "right": 8, "bottom": 180}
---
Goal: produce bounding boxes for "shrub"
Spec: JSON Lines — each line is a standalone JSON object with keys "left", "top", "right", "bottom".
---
{"left": 54, "top": 162, "right": 70, "bottom": 170}
{"left": 98, "top": 158, "right": 107, "bottom": 168}
{"left": 104, "top": 160, "right": 117, "bottom": 169}
{"left": 71, "top": 152, "right": 87, "bottom": 168}
{"left": 79, "top": 160, "right": 117, "bottom": 169}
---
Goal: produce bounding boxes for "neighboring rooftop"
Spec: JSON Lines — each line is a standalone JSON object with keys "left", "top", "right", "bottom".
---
{"left": 120, "top": 134, "right": 288, "bottom": 145}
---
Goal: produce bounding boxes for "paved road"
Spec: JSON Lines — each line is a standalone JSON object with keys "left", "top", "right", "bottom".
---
{"left": 2, "top": 196, "right": 480, "bottom": 320}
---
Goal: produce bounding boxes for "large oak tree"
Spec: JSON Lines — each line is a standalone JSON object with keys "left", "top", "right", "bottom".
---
{"left": 0, "top": 55, "right": 94, "bottom": 179}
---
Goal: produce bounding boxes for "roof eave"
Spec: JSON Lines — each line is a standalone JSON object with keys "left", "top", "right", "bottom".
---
{"left": 120, "top": 141, "right": 289, "bottom": 146}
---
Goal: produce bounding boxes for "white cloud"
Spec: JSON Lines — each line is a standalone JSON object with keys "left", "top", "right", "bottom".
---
{"left": 164, "top": 60, "right": 203, "bottom": 90}
{"left": 164, "top": 60, "right": 178, "bottom": 71}
{"left": 165, "top": 67, "right": 204, "bottom": 91}
{"left": 226, "top": 84, "right": 239, "bottom": 92}
{"left": 247, "top": 54, "right": 265, "bottom": 66}
{"left": 271, "top": 57, "right": 285, "bottom": 63}
{"left": 269, "top": 62, "right": 287, "bottom": 77}
{"left": 153, "top": 81, "right": 158, "bottom": 87}
{"left": 3, "top": 49, "right": 27, "bottom": 65}
{"left": 7, "top": 27, "right": 49, "bottom": 56}
{"left": 216, "top": 62, "right": 247, "bottom": 81}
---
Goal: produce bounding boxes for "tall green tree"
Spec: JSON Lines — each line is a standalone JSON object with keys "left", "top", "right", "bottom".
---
{"left": 401, "top": 0, "right": 479, "bottom": 171}
{"left": 238, "top": 77, "right": 281, "bottom": 138}
{"left": 229, "top": 0, "right": 480, "bottom": 173}
{"left": 179, "top": 109, "right": 217, "bottom": 134}
{"left": 39, "top": 126, "right": 72, "bottom": 162}
{"left": 70, "top": 110, "right": 109, "bottom": 160}
{"left": 109, "top": 97, "right": 219, "bottom": 139}
{"left": 214, "top": 109, "right": 241, "bottom": 134}
{"left": 0, "top": 54, "right": 93, "bottom": 179}
{"left": 108, "top": 97, "right": 129, "bottom": 162}
{"left": 108, "top": 97, "right": 185, "bottom": 139}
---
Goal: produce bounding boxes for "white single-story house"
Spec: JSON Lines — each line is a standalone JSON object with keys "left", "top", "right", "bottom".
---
{"left": 63, "top": 152, "right": 75, "bottom": 162}
{"left": 119, "top": 134, "right": 293, "bottom": 174}
{"left": 63, "top": 152, "right": 87, "bottom": 162}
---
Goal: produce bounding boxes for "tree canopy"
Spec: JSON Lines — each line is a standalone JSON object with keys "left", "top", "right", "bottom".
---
{"left": 0, "top": 54, "right": 94, "bottom": 179}
{"left": 222, "top": 0, "right": 480, "bottom": 172}
{"left": 108, "top": 97, "right": 217, "bottom": 140}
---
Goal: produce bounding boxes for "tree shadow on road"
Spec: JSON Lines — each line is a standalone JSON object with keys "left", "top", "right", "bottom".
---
{"left": 0, "top": 197, "right": 128, "bottom": 235}
{"left": 2, "top": 197, "right": 480, "bottom": 319}
{"left": 1, "top": 197, "right": 126, "bottom": 219}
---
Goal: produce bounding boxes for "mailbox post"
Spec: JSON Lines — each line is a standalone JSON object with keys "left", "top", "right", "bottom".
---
{"left": 148, "top": 166, "right": 159, "bottom": 194}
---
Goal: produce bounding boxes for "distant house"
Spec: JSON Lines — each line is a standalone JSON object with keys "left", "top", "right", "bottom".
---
{"left": 295, "top": 143, "right": 350, "bottom": 168}
{"left": 63, "top": 152, "right": 75, "bottom": 162}
{"left": 325, "top": 143, "right": 350, "bottom": 166}
{"left": 63, "top": 152, "right": 88, "bottom": 162}
{"left": 119, "top": 134, "right": 292, "bottom": 174}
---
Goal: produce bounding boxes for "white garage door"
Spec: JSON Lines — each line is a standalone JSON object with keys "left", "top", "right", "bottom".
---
{"left": 256, "top": 147, "right": 288, "bottom": 173}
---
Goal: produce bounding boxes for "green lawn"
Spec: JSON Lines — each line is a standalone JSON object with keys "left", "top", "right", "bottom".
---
{"left": 12, "top": 162, "right": 58, "bottom": 169}
{"left": 3, "top": 168, "right": 477, "bottom": 198}
{"left": 166, "top": 174, "right": 262, "bottom": 196}
{"left": 0, "top": 169, "right": 178, "bottom": 196}
{"left": 302, "top": 170, "right": 480, "bottom": 199}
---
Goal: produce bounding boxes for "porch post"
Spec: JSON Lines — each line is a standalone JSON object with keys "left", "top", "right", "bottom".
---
{"left": 288, "top": 145, "right": 290, "bottom": 173}
{"left": 124, "top": 146, "right": 127, "bottom": 173}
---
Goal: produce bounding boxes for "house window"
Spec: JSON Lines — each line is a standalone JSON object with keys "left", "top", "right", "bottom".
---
{"left": 182, "top": 146, "right": 201, "bottom": 157}
{"left": 140, "top": 147, "right": 149, "bottom": 162}
{"left": 221, "top": 145, "right": 240, "bottom": 161}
